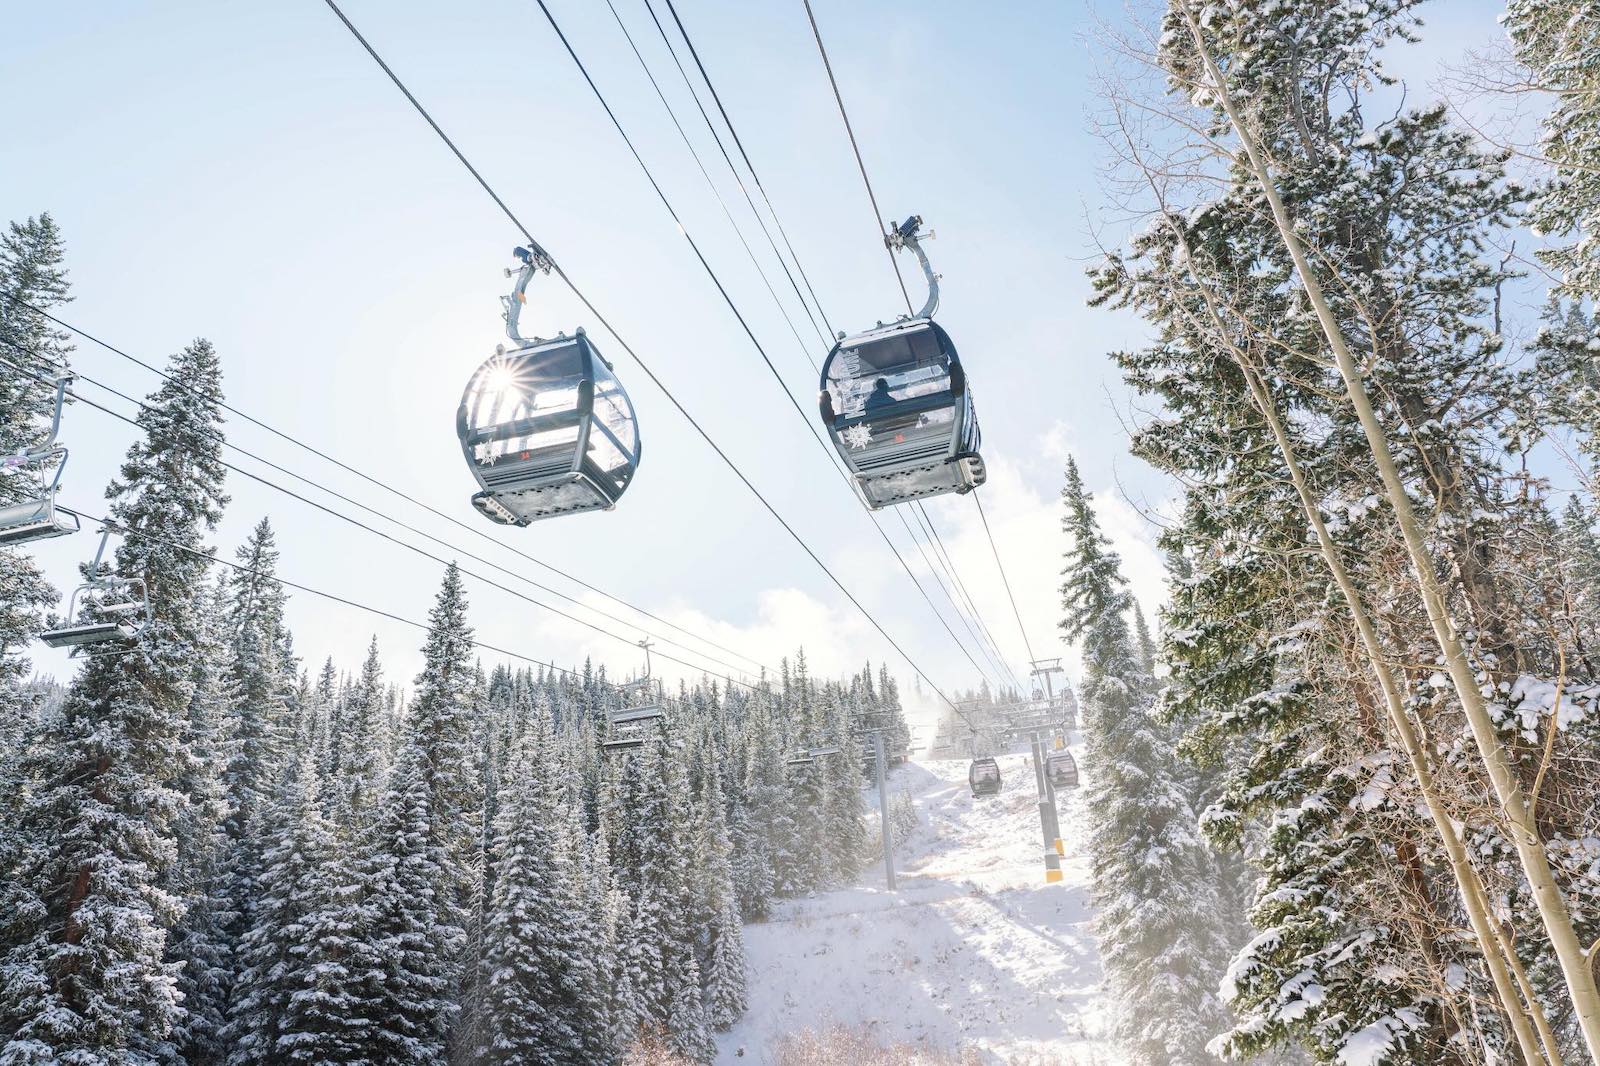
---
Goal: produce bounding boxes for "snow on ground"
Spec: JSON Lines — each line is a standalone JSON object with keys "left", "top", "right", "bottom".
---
{"left": 718, "top": 747, "right": 1120, "bottom": 1065}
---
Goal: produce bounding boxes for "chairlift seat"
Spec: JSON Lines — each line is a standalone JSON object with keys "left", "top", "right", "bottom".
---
{"left": 42, "top": 543, "right": 151, "bottom": 655}
{"left": 610, "top": 705, "right": 665, "bottom": 727}
{"left": 0, "top": 442, "right": 77, "bottom": 547}
{"left": 602, "top": 733, "right": 647, "bottom": 752}
{"left": 458, "top": 332, "right": 640, "bottom": 525}
{"left": 0, "top": 495, "right": 80, "bottom": 546}
{"left": 40, "top": 620, "right": 137, "bottom": 649}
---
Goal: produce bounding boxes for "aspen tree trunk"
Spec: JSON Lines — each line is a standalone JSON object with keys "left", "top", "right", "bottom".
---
{"left": 1178, "top": 8, "right": 1600, "bottom": 1057}
{"left": 1232, "top": 352, "right": 1553, "bottom": 1066}
{"left": 1154, "top": 211, "right": 1551, "bottom": 1058}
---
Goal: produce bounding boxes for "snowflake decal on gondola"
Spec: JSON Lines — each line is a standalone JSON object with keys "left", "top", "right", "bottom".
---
{"left": 841, "top": 423, "right": 873, "bottom": 450}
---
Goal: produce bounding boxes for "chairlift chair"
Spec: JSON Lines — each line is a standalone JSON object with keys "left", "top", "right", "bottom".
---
{"left": 0, "top": 374, "right": 80, "bottom": 546}
{"left": 40, "top": 529, "right": 150, "bottom": 657}
{"left": 817, "top": 216, "right": 984, "bottom": 509}
{"left": 610, "top": 704, "right": 665, "bottom": 727}
{"left": 968, "top": 756, "right": 1002, "bottom": 798}
{"left": 787, "top": 742, "right": 842, "bottom": 767}
{"left": 459, "top": 247, "right": 641, "bottom": 526}
{"left": 1045, "top": 750, "right": 1079, "bottom": 790}
{"left": 602, "top": 697, "right": 664, "bottom": 752}
{"left": 600, "top": 641, "right": 666, "bottom": 752}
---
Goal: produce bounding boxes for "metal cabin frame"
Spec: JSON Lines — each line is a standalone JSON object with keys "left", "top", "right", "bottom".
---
{"left": 459, "top": 248, "right": 640, "bottom": 525}
{"left": 0, "top": 374, "right": 81, "bottom": 547}
{"left": 817, "top": 217, "right": 985, "bottom": 509}
{"left": 40, "top": 529, "right": 150, "bottom": 657}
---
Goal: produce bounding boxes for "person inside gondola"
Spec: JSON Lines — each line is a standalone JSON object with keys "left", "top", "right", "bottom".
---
{"left": 864, "top": 377, "right": 895, "bottom": 412}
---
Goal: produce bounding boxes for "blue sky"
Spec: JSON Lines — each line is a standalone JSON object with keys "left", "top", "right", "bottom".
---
{"left": 5, "top": 0, "right": 1512, "bottom": 709}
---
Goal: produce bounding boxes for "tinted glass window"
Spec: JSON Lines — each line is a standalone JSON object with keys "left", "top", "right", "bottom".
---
{"left": 826, "top": 325, "right": 949, "bottom": 417}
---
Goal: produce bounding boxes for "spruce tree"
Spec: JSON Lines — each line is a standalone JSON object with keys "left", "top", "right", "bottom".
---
{"left": 164, "top": 573, "right": 235, "bottom": 1064}
{"left": 336, "top": 636, "right": 387, "bottom": 819}
{"left": 1060, "top": 457, "right": 1228, "bottom": 1066}
{"left": 0, "top": 214, "right": 73, "bottom": 887}
{"left": 1507, "top": 0, "right": 1600, "bottom": 303}
{"left": 0, "top": 214, "right": 70, "bottom": 697}
{"left": 404, "top": 563, "right": 480, "bottom": 968}
{"left": 478, "top": 735, "right": 602, "bottom": 1065}
{"left": 226, "top": 755, "right": 359, "bottom": 1064}
{"left": 218, "top": 518, "right": 297, "bottom": 1027}
{"left": 0, "top": 339, "right": 228, "bottom": 1061}
{"left": 363, "top": 745, "right": 455, "bottom": 1062}
{"left": 694, "top": 769, "right": 747, "bottom": 1030}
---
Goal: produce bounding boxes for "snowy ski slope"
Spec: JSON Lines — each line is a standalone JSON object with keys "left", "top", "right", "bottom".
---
{"left": 717, "top": 748, "right": 1119, "bottom": 1064}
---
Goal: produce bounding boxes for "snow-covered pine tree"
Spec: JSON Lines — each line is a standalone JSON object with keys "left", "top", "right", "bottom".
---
{"left": 820, "top": 689, "right": 865, "bottom": 886}
{"left": 405, "top": 563, "right": 481, "bottom": 976}
{"left": 1131, "top": 601, "right": 1156, "bottom": 682}
{"left": 693, "top": 767, "right": 747, "bottom": 1030}
{"left": 1529, "top": 299, "right": 1600, "bottom": 478}
{"left": 0, "top": 338, "right": 228, "bottom": 1061}
{"left": 163, "top": 572, "right": 236, "bottom": 1064}
{"left": 1059, "top": 456, "right": 1228, "bottom": 1066}
{"left": 578, "top": 814, "right": 621, "bottom": 1056}
{"left": 226, "top": 753, "right": 366, "bottom": 1063}
{"left": 730, "top": 686, "right": 783, "bottom": 918}
{"left": 0, "top": 212, "right": 71, "bottom": 943}
{"left": 616, "top": 733, "right": 715, "bottom": 1062}
{"left": 478, "top": 730, "right": 605, "bottom": 1065}
{"left": 362, "top": 743, "right": 455, "bottom": 1062}
{"left": 660, "top": 740, "right": 716, "bottom": 1065}
{"left": 455, "top": 676, "right": 503, "bottom": 1063}
{"left": 335, "top": 636, "right": 387, "bottom": 819}
{"left": 1153, "top": 0, "right": 1600, "bottom": 1052}
{"left": 1506, "top": 0, "right": 1600, "bottom": 303}
{"left": 217, "top": 517, "right": 298, "bottom": 1024}
{"left": 308, "top": 657, "right": 338, "bottom": 791}
{"left": 876, "top": 664, "right": 911, "bottom": 761}
{"left": 0, "top": 214, "right": 71, "bottom": 615}
{"left": 1559, "top": 497, "right": 1600, "bottom": 651}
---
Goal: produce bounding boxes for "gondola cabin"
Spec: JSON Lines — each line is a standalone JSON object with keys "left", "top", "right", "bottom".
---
{"left": 1045, "top": 750, "right": 1079, "bottom": 790}
{"left": 819, "top": 318, "right": 983, "bottom": 509}
{"left": 459, "top": 331, "right": 640, "bottom": 525}
{"left": 968, "top": 756, "right": 1001, "bottom": 798}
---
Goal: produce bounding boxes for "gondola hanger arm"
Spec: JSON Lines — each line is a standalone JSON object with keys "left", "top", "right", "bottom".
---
{"left": 5, "top": 374, "right": 72, "bottom": 465}
{"left": 885, "top": 215, "right": 940, "bottom": 320}
{"left": 501, "top": 245, "right": 555, "bottom": 347}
